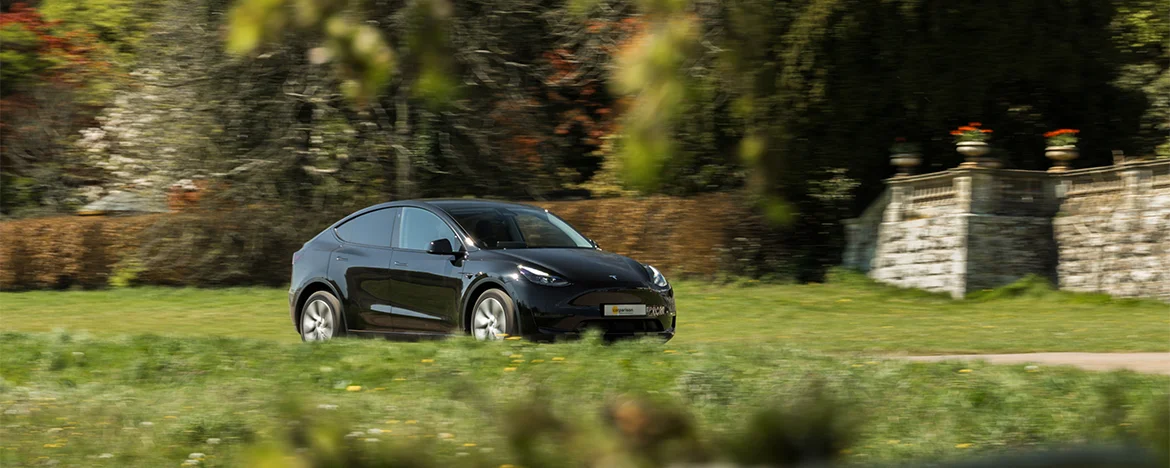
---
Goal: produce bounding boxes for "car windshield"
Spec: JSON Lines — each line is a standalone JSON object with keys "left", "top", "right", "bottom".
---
{"left": 444, "top": 206, "right": 593, "bottom": 249}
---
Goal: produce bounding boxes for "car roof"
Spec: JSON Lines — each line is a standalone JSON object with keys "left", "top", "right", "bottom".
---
{"left": 336, "top": 198, "right": 548, "bottom": 229}
{"left": 420, "top": 198, "right": 546, "bottom": 212}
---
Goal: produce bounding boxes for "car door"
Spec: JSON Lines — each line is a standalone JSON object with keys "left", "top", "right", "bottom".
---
{"left": 329, "top": 207, "right": 399, "bottom": 332}
{"left": 388, "top": 207, "right": 466, "bottom": 333}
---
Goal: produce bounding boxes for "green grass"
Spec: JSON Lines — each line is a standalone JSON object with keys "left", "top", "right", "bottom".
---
{"left": 1, "top": 273, "right": 1167, "bottom": 353}
{"left": 0, "top": 333, "right": 1166, "bottom": 467}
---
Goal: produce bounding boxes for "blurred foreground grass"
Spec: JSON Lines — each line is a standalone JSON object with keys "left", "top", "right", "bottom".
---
{"left": 1, "top": 273, "right": 1167, "bottom": 353}
{"left": 0, "top": 333, "right": 1166, "bottom": 467}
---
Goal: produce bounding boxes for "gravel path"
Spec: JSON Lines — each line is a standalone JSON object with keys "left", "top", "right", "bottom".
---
{"left": 903, "top": 353, "right": 1170, "bottom": 375}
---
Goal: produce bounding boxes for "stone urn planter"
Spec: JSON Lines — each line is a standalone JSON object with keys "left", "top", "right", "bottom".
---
{"left": 956, "top": 141, "right": 991, "bottom": 168}
{"left": 1045, "top": 145, "right": 1079, "bottom": 173}
{"left": 890, "top": 153, "right": 921, "bottom": 177}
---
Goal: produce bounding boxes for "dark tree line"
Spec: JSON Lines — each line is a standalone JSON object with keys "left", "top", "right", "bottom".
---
{"left": 1, "top": 0, "right": 1166, "bottom": 280}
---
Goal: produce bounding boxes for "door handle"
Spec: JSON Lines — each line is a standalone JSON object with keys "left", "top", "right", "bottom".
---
{"left": 335, "top": 256, "right": 348, "bottom": 262}
{"left": 393, "top": 261, "right": 408, "bottom": 267}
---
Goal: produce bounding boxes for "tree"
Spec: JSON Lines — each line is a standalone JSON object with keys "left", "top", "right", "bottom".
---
{"left": 0, "top": 2, "right": 110, "bottom": 216}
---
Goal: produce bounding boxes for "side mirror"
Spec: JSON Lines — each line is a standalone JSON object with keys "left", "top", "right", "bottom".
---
{"left": 589, "top": 238, "right": 600, "bottom": 249}
{"left": 427, "top": 238, "right": 455, "bottom": 255}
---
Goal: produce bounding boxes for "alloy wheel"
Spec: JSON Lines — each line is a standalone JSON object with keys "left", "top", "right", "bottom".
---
{"left": 301, "top": 299, "right": 334, "bottom": 341}
{"left": 472, "top": 297, "right": 507, "bottom": 341}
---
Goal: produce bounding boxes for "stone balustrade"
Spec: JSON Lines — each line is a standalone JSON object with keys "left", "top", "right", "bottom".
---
{"left": 845, "top": 158, "right": 1170, "bottom": 300}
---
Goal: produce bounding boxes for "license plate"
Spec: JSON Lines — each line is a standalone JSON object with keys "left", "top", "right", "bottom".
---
{"left": 603, "top": 304, "right": 646, "bottom": 317}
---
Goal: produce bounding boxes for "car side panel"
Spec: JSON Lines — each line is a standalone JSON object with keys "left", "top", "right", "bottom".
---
{"left": 458, "top": 257, "right": 538, "bottom": 335}
{"left": 386, "top": 250, "right": 466, "bottom": 333}
{"left": 289, "top": 235, "right": 338, "bottom": 330}
{"left": 329, "top": 244, "right": 397, "bottom": 331}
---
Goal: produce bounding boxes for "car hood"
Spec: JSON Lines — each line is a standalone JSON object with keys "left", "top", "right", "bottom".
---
{"left": 489, "top": 248, "right": 651, "bottom": 286}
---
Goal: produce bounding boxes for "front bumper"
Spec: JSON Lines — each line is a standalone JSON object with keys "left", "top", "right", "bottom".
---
{"left": 511, "top": 280, "right": 676, "bottom": 341}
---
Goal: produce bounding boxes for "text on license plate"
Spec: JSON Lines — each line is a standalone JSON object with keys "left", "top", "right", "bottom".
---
{"left": 604, "top": 304, "right": 645, "bottom": 316}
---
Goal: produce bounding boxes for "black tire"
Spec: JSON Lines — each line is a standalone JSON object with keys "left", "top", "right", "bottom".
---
{"left": 470, "top": 289, "right": 519, "bottom": 340}
{"left": 300, "top": 290, "right": 345, "bottom": 342}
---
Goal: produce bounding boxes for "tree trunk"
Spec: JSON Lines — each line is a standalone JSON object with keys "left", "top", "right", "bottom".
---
{"left": 394, "top": 88, "right": 414, "bottom": 200}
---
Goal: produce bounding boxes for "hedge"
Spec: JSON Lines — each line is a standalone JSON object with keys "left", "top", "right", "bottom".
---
{"left": 0, "top": 215, "right": 159, "bottom": 289}
{"left": 0, "top": 193, "right": 786, "bottom": 289}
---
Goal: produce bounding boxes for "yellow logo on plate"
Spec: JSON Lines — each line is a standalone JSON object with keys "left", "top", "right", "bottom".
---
{"left": 612, "top": 306, "right": 619, "bottom": 313}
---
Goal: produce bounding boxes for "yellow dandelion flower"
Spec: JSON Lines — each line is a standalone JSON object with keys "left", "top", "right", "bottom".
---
{"left": 530, "top": 359, "right": 544, "bottom": 363}
{"left": 405, "top": 420, "right": 418, "bottom": 424}
{"left": 346, "top": 385, "right": 362, "bottom": 392}
{"left": 958, "top": 369, "right": 972, "bottom": 373}
{"left": 164, "top": 415, "right": 178, "bottom": 419}
{"left": 836, "top": 299, "right": 852, "bottom": 303}
{"left": 504, "top": 367, "right": 518, "bottom": 372}
{"left": 509, "top": 354, "right": 523, "bottom": 359}
{"left": 386, "top": 420, "right": 400, "bottom": 424}
{"left": 505, "top": 336, "right": 522, "bottom": 340}
{"left": 394, "top": 377, "right": 407, "bottom": 381}
{"left": 420, "top": 359, "right": 435, "bottom": 363}
{"left": 851, "top": 364, "right": 864, "bottom": 368}
{"left": 373, "top": 387, "right": 386, "bottom": 391}
{"left": 463, "top": 443, "right": 477, "bottom": 447}
{"left": 511, "top": 359, "right": 524, "bottom": 363}
{"left": 663, "top": 350, "right": 677, "bottom": 354}
{"left": 551, "top": 357, "right": 565, "bottom": 361}
{"left": 955, "top": 443, "right": 973, "bottom": 449}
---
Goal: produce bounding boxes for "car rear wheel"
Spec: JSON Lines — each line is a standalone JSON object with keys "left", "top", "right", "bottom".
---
{"left": 301, "top": 290, "right": 344, "bottom": 342}
{"left": 471, "top": 289, "right": 517, "bottom": 341}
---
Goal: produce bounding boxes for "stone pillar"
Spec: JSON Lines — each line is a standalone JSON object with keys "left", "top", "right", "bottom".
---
{"left": 968, "top": 170, "right": 996, "bottom": 214}
{"left": 884, "top": 184, "right": 909, "bottom": 222}
{"left": 954, "top": 173, "right": 972, "bottom": 213}
{"left": 1121, "top": 166, "right": 1152, "bottom": 210}
{"left": 842, "top": 219, "right": 860, "bottom": 269}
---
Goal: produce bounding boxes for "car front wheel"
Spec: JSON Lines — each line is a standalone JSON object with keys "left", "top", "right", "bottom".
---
{"left": 301, "top": 290, "right": 344, "bottom": 342}
{"left": 471, "top": 289, "right": 518, "bottom": 341}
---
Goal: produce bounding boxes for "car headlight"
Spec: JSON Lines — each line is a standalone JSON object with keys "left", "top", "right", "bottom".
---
{"left": 518, "top": 265, "right": 571, "bottom": 287}
{"left": 644, "top": 264, "right": 669, "bottom": 288}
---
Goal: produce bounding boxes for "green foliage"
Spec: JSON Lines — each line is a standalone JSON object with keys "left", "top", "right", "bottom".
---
{"left": 966, "top": 274, "right": 1059, "bottom": 301}
{"left": 1111, "top": 0, "right": 1170, "bottom": 159}
{"left": 108, "top": 257, "right": 144, "bottom": 288}
{"left": 39, "top": 0, "right": 161, "bottom": 71}
{"left": 1045, "top": 129, "right": 1081, "bottom": 147}
{"left": 0, "top": 22, "right": 48, "bottom": 97}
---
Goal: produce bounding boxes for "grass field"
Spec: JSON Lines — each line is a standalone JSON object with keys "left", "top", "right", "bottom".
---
{"left": 2, "top": 275, "right": 1168, "bottom": 466}
{"left": 1, "top": 273, "right": 1167, "bottom": 353}
{"left": 0, "top": 333, "right": 1166, "bottom": 467}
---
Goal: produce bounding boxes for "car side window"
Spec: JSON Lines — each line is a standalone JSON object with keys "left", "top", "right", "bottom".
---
{"left": 334, "top": 208, "right": 397, "bottom": 247}
{"left": 397, "top": 207, "right": 460, "bottom": 251}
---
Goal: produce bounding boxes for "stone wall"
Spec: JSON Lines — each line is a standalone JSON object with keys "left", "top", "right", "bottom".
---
{"left": 845, "top": 159, "right": 1170, "bottom": 300}
{"left": 966, "top": 216, "right": 1056, "bottom": 292}
{"left": 1054, "top": 182, "right": 1170, "bottom": 300}
{"left": 869, "top": 214, "right": 967, "bottom": 297}
{"left": 842, "top": 190, "right": 888, "bottom": 272}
